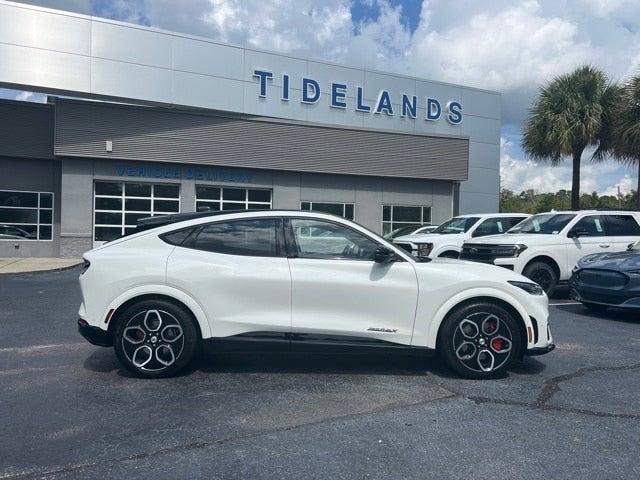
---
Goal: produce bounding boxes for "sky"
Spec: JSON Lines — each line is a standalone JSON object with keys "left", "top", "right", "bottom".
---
{"left": 2, "top": 0, "right": 640, "bottom": 195}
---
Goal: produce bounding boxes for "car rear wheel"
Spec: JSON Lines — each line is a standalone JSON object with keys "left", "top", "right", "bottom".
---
{"left": 523, "top": 261, "right": 557, "bottom": 296}
{"left": 114, "top": 299, "right": 199, "bottom": 378}
{"left": 438, "top": 302, "right": 522, "bottom": 379}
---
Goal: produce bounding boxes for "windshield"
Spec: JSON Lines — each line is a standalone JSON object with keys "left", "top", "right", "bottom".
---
{"left": 433, "top": 217, "right": 480, "bottom": 234}
{"left": 384, "top": 225, "right": 420, "bottom": 239}
{"left": 507, "top": 213, "right": 576, "bottom": 234}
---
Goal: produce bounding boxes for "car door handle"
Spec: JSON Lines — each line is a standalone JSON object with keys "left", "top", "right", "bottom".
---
{"left": 599, "top": 244, "right": 610, "bottom": 248}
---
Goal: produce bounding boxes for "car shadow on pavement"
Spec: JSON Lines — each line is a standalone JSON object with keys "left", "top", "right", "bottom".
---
{"left": 554, "top": 303, "right": 640, "bottom": 324}
{"left": 83, "top": 348, "right": 547, "bottom": 380}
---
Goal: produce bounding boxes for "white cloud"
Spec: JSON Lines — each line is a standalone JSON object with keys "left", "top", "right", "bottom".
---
{"left": 500, "top": 136, "right": 639, "bottom": 194}
{"left": 602, "top": 174, "right": 636, "bottom": 196}
{"left": 14, "top": 91, "right": 34, "bottom": 101}
{"left": 580, "top": 0, "right": 632, "bottom": 17}
{"left": 409, "top": 1, "right": 595, "bottom": 92}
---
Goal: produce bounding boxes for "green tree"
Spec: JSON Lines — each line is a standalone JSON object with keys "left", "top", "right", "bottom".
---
{"left": 499, "top": 188, "right": 632, "bottom": 213}
{"left": 522, "top": 65, "right": 622, "bottom": 210}
{"left": 613, "top": 75, "right": 640, "bottom": 210}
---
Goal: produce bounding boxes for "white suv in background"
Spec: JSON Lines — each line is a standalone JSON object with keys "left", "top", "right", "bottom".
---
{"left": 393, "top": 213, "right": 529, "bottom": 259}
{"left": 460, "top": 210, "right": 640, "bottom": 295}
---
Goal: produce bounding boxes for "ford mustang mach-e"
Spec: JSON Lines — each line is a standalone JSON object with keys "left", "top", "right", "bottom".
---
{"left": 78, "top": 211, "right": 554, "bottom": 379}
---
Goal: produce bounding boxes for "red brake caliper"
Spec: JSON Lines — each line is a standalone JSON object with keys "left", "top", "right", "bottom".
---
{"left": 491, "top": 337, "right": 505, "bottom": 352}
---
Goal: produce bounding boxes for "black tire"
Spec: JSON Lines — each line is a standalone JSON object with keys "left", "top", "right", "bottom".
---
{"left": 523, "top": 261, "right": 557, "bottom": 297}
{"left": 583, "top": 302, "right": 609, "bottom": 314}
{"left": 114, "top": 299, "right": 199, "bottom": 378}
{"left": 438, "top": 301, "right": 522, "bottom": 379}
{"left": 438, "top": 251, "right": 459, "bottom": 259}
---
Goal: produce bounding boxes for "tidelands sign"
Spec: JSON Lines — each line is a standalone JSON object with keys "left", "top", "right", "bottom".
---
{"left": 253, "top": 69, "right": 463, "bottom": 125}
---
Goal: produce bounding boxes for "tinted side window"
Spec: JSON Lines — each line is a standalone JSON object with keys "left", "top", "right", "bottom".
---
{"left": 507, "top": 217, "right": 528, "bottom": 229}
{"left": 570, "top": 216, "right": 606, "bottom": 237}
{"left": 192, "top": 219, "right": 280, "bottom": 257}
{"left": 473, "top": 218, "right": 510, "bottom": 237}
{"left": 604, "top": 215, "right": 640, "bottom": 236}
{"left": 160, "top": 227, "right": 195, "bottom": 246}
{"left": 291, "top": 219, "right": 379, "bottom": 260}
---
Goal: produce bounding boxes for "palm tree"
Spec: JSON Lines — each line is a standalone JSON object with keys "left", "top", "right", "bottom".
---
{"left": 612, "top": 75, "right": 640, "bottom": 210}
{"left": 522, "top": 65, "right": 622, "bottom": 210}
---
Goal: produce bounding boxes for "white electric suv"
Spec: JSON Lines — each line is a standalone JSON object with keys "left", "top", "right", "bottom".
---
{"left": 78, "top": 210, "right": 554, "bottom": 379}
{"left": 393, "top": 213, "right": 529, "bottom": 258}
{"left": 460, "top": 210, "right": 640, "bottom": 296}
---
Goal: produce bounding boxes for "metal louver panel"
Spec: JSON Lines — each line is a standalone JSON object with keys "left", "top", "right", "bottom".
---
{"left": 54, "top": 100, "right": 469, "bottom": 181}
{"left": 0, "top": 100, "right": 54, "bottom": 159}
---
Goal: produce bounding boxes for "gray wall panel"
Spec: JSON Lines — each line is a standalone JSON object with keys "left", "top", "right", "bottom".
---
{"left": 0, "top": 101, "right": 53, "bottom": 159}
{"left": 54, "top": 100, "right": 469, "bottom": 181}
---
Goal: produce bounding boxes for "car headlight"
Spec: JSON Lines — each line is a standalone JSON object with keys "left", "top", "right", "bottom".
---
{"left": 625, "top": 270, "right": 640, "bottom": 276}
{"left": 490, "top": 244, "right": 527, "bottom": 257}
{"left": 508, "top": 280, "right": 544, "bottom": 296}
{"left": 416, "top": 243, "right": 433, "bottom": 257}
{"left": 513, "top": 244, "right": 528, "bottom": 257}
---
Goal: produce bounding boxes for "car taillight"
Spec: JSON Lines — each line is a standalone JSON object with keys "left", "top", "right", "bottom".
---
{"left": 81, "top": 258, "right": 91, "bottom": 275}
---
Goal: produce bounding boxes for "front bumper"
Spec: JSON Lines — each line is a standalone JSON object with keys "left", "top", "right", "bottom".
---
{"left": 525, "top": 343, "right": 556, "bottom": 356}
{"left": 569, "top": 271, "right": 640, "bottom": 309}
{"left": 78, "top": 318, "right": 112, "bottom": 347}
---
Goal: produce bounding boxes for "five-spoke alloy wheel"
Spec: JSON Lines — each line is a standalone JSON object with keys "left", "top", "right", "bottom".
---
{"left": 114, "top": 299, "right": 199, "bottom": 378}
{"left": 439, "top": 302, "right": 522, "bottom": 379}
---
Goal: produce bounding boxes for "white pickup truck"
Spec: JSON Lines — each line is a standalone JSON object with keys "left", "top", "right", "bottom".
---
{"left": 393, "top": 213, "right": 529, "bottom": 259}
{"left": 460, "top": 210, "right": 640, "bottom": 295}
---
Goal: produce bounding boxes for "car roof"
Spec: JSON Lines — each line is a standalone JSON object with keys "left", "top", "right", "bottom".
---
{"left": 135, "top": 209, "right": 349, "bottom": 231}
{"left": 532, "top": 210, "right": 639, "bottom": 215}
{"left": 453, "top": 213, "right": 529, "bottom": 218}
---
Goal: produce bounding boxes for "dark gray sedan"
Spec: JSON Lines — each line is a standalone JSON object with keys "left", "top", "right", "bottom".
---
{"left": 570, "top": 240, "right": 640, "bottom": 312}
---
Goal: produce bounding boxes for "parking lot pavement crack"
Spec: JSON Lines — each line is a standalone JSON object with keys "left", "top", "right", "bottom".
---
{"left": 535, "top": 363, "right": 640, "bottom": 408}
{"left": 426, "top": 366, "right": 640, "bottom": 420}
{"left": 0, "top": 393, "right": 459, "bottom": 480}
{"left": 467, "top": 395, "right": 640, "bottom": 420}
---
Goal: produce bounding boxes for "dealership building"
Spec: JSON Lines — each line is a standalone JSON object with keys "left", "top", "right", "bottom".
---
{"left": 0, "top": 0, "right": 501, "bottom": 258}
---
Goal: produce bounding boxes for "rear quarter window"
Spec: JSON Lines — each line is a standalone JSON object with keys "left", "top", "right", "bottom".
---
{"left": 604, "top": 215, "right": 640, "bottom": 236}
{"left": 189, "top": 219, "right": 280, "bottom": 257}
{"left": 160, "top": 227, "right": 196, "bottom": 246}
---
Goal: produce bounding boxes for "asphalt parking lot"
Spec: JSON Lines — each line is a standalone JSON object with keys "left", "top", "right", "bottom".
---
{"left": 1, "top": 267, "right": 639, "bottom": 479}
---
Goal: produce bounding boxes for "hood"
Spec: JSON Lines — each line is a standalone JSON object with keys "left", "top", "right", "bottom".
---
{"left": 464, "top": 233, "right": 561, "bottom": 246}
{"left": 578, "top": 250, "right": 640, "bottom": 271}
{"left": 394, "top": 232, "right": 464, "bottom": 244}
{"left": 414, "top": 257, "right": 533, "bottom": 283}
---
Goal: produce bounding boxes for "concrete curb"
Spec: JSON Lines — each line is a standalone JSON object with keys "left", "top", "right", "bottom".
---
{"left": 0, "top": 260, "right": 82, "bottom": 276}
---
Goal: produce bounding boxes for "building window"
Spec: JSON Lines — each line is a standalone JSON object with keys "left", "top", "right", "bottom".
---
{"left": 382, "top": 205, "right": 432, "bottom": 236}
{"left": 300, "top": 202, "right": 355, "bottom": 220}
{"left": 195, "top": 186, "right": 272, "bottom": 212}
{"left": 0, "top": 190, "right": 53, "bottom": 241}
{"left": 94, "top": 181, "right": 180, "bottom": 242}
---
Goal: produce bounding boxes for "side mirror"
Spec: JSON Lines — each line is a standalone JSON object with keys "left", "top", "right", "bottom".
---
{"left": 568, "top": 228, "right": 589, "bottom": 238}
{"left": 374, "top": 246, "right": 397, "bottom": 264}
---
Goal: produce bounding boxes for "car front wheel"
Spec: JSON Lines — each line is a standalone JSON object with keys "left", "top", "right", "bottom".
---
{"left": 114, "top": 299, "right": 199, "bottom": 378}
{"left": 438, "top": 302, "right": 522, "bottom": 379}
{"left": 523, "top": 261, "right": 557, "bottom": 297}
